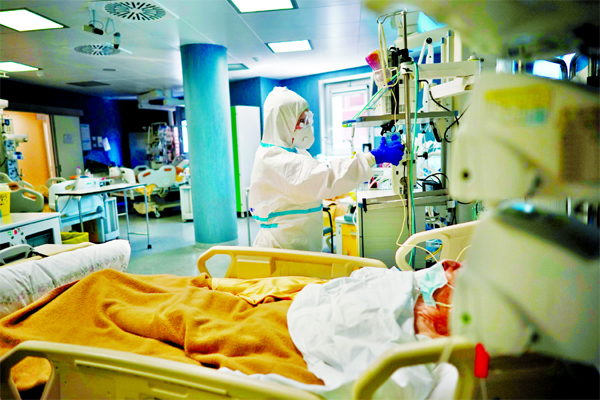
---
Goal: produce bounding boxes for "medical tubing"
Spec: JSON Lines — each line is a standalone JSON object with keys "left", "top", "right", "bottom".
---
{"left": 412, "top": 64, "right": 419, "bottom": 234}
{"left": 395, "top": 193, "right": 407, "bottom": 246}
{"left": 352, "top": 75, "right": 398, "bottom": 121}
{"left": 407, "top": 63, "right": 419, "bottom": 266}
{"left": 455, "top": 245, "right": 471, "bottom": 262}
{"left": 397, "top": 243, "right": 439, "bottom": 264}
{"left": 401, "top": 24, "right": 414, "bottom": 248}
{"left": 378, "top": 22, "right": 389, "bottom": 83}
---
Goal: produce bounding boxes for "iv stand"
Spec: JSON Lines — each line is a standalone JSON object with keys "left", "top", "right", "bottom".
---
{"left": 401, "top": 11, "right": 414, "bottom": 235}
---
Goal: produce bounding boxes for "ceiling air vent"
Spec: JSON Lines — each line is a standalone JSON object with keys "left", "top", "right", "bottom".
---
{"left": 67, "top": 81, "right": 110, "bottom": 87}
{"left": 104, "top": 2, "right": 166, "bottom": 21}
{"left": 74, "top": 44, "right": 120, "bottom": 56}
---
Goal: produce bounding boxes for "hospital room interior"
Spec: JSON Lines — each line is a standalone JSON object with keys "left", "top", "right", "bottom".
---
{"left": 0, "top": 0, "right": 598, "bottom": 399}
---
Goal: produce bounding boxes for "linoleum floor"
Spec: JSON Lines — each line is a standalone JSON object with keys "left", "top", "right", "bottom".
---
{"left": 118, "top": 208, "right": 260, "bottom": 278}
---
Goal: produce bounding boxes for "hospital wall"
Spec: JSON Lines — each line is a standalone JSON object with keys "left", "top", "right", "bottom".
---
{"left": 0, "top": 79, "right": 124, "bottom": 167}
{"left": 228, "top": 77, "right": 279, "bottom": 133}
{"left": 117, "top": 101, "right": 170, "bottom": 168}
{"left": 229, "top": 66, "right": 372, "bottom": 155}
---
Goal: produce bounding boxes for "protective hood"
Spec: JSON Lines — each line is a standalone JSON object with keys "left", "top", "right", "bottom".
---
{"left": 262, "top": 87, "right": 309, "bottom": 149}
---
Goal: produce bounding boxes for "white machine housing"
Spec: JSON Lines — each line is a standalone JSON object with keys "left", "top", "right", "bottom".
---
{"left": 449, "top": 72, "right": 599, "bottom": 203}
{"left": 448, "top": 73, "right": 599, "bottom": 368}
{"left": 452, "top": 209, "right": 599, "bottom": 367}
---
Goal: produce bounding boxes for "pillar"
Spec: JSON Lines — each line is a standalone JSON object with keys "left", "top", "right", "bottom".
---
{"left": 181, "top": 44, "right": 238, "bottom": 247}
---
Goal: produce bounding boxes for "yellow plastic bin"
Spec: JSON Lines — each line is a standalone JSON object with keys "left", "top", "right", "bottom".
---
{"left": 60, "top": 232, "right": 89, "bottom": 244}
{"left": 0, "top": 183, "right": 10, "bottom": 218}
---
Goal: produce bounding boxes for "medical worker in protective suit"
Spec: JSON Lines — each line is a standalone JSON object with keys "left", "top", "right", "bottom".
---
{"left": 249, "top": 87, "right": 404, "bottom": 252}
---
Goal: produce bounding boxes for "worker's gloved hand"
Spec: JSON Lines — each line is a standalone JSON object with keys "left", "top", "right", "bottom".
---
{"left": 370, "top": 135, "right": 405, "bottom": 166}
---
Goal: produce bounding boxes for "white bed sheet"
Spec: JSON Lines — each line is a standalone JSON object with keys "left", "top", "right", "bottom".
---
{"left": 221, "top": 267, "right": 458, "bottom": 399}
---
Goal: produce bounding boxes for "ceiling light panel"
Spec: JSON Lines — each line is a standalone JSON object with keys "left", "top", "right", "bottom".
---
{"left": 228, "top": 63, "right": 249, "bottom": 71}
{"left": 0, "top": 9, "right": 65, "bottom": 31}
{"left": 229, "top": 0, "right": 296, "bottom": 13}
{"left": 0, "top": 61, "right": 39, "bottom": 72}
{"left": 267, "top": 40, "right": 311, "bottom": 53}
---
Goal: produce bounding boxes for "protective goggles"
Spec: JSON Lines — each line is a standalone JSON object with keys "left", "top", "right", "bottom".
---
{"left": 297, "top": 110, "right": 314, "bottom": 128}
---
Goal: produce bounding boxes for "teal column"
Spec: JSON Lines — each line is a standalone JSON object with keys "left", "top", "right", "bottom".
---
{"left": 181, "top": 44, "right": 238, "bottom": 247}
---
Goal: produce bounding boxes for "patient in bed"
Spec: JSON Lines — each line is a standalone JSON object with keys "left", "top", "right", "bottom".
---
{"left": 414, "top": 259, "right": 462, "bottom": 338}
{"left": 0, "top": 261, "right": 462, "bottom": 399}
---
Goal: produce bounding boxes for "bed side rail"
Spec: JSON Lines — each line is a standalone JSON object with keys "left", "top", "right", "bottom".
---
{"left": 197, "top": 246, "right": 388, "bottom": 279}
{"left": 352, "top": 336, "right": 477, "bottom": 400}
{"left": 0, "top": 341, "right": 321, "bottom": 400}
{"left": 395, "top": 221, "right": 478, "bottom": 271}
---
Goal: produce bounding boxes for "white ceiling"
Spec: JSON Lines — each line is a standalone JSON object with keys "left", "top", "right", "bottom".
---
{"left": 0, "top": 0, "right": 409, "bottom": 97}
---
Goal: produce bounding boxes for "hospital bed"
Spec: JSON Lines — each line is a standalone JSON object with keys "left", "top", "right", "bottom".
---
{"left": 130, "top": 164, "right": 186, "bottom": 218}
{"left": 0, "top": 244, "right": 478, "bottom": 400}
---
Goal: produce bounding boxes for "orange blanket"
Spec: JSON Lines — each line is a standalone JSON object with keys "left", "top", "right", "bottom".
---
{"left": 0, "top": 269, "right": 324, "bottom": 391}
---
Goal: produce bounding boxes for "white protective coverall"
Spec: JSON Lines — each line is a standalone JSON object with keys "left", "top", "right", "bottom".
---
{"left": 249, "top": 87, "right": 375, "bottom": 252}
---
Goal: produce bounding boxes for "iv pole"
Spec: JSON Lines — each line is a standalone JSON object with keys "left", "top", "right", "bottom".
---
{"left": 400, "top": 10, "right": 414, "bottom": 235}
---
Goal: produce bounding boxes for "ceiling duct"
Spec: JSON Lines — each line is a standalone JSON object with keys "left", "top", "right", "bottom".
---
{"left": 74, "top": 44, "right": 120, "bottom": 56}
{"left": 104, "top": 2, "right": 166, "bottom": 21}
{"left": 138, "top": 89, "right": 184, "bottom": 111}
{"left": 68, "top": 81, "right": 110, "bottom": 87}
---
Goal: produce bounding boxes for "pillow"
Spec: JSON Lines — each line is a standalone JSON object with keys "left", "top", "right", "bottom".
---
{"left": 0, "top": 239, "right": 131, "bottom": 319}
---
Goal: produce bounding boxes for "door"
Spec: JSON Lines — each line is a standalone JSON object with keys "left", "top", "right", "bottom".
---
{"left": 51, "top": 115, "right": 84, "bottom": 178}
{"left": 1, "top": 111, "right": 54, "bottom": 186}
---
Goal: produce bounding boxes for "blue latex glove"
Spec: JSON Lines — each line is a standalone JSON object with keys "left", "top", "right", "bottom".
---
{"left": 370, "top": 135, "right": 405, "bottom": 166}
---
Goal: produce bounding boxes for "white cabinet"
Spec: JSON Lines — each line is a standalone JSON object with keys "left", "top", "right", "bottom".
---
{"left": 231, "top": 106, "right": 261, "bottom": 217}
{"left": 180, "top": 185, "right": 193, "bottom": 222}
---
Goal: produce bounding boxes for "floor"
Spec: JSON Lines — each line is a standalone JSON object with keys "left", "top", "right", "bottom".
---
{"left": 119, "top": 207, "right": 260, "bottom": 278}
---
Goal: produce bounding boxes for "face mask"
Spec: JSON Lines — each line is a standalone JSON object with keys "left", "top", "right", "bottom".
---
{"left": 417, "top": 262, "right": 448, "bottom": 307}
{"left": 293, "top": 125, "right": 314, "bottom": 149}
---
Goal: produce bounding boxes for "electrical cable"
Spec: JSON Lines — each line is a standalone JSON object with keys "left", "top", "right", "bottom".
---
{"left": 104, "top": 18, "right": 115, "bottom": 34}
{"left": 444, "top": 104, "right": 471, "bottom": 142}
{"left": 57, "top": 196, "right": 73, "bottom": 216}
{"left": 30, "top": 250, "right": 49, "bottom": 258}
{"left": 424, "top": 172, "right": 449, "bottom": 186}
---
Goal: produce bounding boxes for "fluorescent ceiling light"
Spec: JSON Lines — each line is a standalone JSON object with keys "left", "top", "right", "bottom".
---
{"left": 229, "top": 0, "right": 295, "bottom": 13}
{"left": 228, "top": 63, "right": 248, "bottom": 71}
{"left": 0, "top": 61, "right": 39, "bottom": 72}
{"left": 0, "top": 9, "right": 65, "bottom": 31}
{"left": 267, "top": 40, "right": 311, "bottom": 53}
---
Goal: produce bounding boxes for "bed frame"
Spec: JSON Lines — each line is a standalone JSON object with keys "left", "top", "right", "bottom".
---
{"left": 1, "top": 238, "right": 478, "bottom": 400}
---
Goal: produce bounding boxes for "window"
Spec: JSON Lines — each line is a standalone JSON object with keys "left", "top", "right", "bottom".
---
{"left": 320, "top": 74, "right": 376, "bottom": 157}
{"left": 524, "top": 53, "right": 588, "bottom": 80}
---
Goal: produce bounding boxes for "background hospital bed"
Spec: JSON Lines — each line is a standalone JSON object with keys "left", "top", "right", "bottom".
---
{"left": 1, "top": 245, "right": 477, "bottom": 400}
